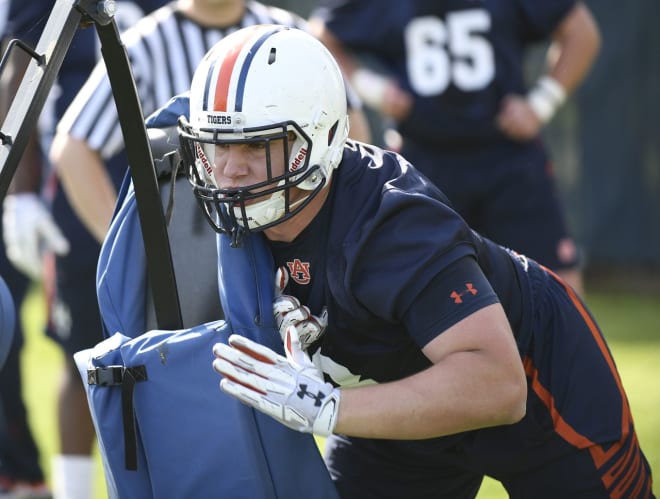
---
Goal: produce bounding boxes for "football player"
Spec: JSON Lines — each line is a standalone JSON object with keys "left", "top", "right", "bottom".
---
{"left": 180, "top": 25, "right": 653, "bottom": 498}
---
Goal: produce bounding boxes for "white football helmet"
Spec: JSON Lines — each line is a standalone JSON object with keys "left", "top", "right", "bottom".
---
{"left": 179, "top": 25, "right": 349, "bottom": 244}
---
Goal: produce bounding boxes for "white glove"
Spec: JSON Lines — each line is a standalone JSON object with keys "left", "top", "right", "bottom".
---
{"left": 273, "top": 266, "right": 327, "bottom": 349}
{"left": 2, "top": 193, "right": 70, "bottom": 280}
{"left": 212, "top": 325, "right": 340, "bottom": 436}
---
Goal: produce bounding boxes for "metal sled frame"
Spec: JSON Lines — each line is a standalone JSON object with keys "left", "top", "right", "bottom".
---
{"left": 0, "top": 0, "right": 182, "bottom": 329}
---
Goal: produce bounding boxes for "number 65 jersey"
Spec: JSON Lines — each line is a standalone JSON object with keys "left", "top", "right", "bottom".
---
{"left": 312, "top": 0, "right": 575, "bottom": 148}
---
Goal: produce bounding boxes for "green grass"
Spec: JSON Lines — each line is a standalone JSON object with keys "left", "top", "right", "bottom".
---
{"left": 19, "top": 286, "right": 659, "bottom": 498}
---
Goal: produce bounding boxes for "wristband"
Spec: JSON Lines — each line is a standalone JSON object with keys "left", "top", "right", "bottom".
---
{"left": 526, "top": 76, "right": 566, "bottom": 124}
{"left": 350, "top": 68, "right": 389, "bottom": 110}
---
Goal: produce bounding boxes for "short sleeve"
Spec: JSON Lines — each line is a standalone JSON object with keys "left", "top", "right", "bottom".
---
{"left": 350, "top": 171, "right": 479, "bottom": 323}
{"left": 402, "top": 256, "right": 500, "bottom": 348}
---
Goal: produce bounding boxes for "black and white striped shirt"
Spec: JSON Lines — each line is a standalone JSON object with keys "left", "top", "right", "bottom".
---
{"left": 58, "top": 1, "right": 307, "bottom": 159}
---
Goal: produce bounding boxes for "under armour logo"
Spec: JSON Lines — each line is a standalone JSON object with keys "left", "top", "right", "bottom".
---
{"left": 297, "top": 384, "right": 325, "bottom": 406}
{"left": 450, "top": 283, "right": 478, "bottom": 304}
{"left": 287, "top": 259, "right": 311, "bottom": 285}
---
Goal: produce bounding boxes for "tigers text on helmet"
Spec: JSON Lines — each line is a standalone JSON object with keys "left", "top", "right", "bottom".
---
{"left": 179, "top": 24, "right": 349, "bottom": 245}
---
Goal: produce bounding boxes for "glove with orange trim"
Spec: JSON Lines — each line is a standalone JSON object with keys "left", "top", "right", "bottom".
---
{"left": 212, "top": 324, "right": 340, "bottom": 436}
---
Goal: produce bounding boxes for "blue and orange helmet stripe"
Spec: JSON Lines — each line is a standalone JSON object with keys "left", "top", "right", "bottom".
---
{"left": 201, "top": 25, "right": 287, "bottom": 114}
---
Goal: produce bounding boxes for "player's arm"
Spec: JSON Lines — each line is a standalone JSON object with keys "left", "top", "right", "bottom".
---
{"left": 49, "top": 132, "right": 116, "bottom": 244}
{"left": 545, "top": 2, "right": 601, "bottom": 97}
{"left": 335, "top": 303, "right": 527, "bottom": 438}
{"left": 334, "top": 253, "right": 527, "bottom": 438}
{"left": 214, "top": 258, "right": 527, "bottom": 439}
{"left": 0, "top": 46, "right": 41, "bottom": 193}
{"left": 497, "top": 2, "right": 601, "bottom": 140}
{"left": 215, "top": 302, "right": 526, "bottom": 438}
{"left": 308, "top": 17, "right": 412, "bottom": 122}
{"left": 48, "top": 60, "right": 122, "bottom": 244}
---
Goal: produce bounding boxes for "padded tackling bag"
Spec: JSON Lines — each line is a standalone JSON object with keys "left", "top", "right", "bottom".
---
{"left": 75, "top": 94, "right": 338, "bottom": 498}
{"left": 76, "top": 226, "right": 338, "bottom": 499}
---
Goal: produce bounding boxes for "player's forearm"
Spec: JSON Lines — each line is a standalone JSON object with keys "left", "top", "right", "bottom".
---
{"left": 49, "top": 133, "right": 117, "bottom": 243}
{"left": 335, "top": 353, "right": 526, "bottom": 439}
{"left": 9, "top": 131, "right": 43, "bottom": 193}
{"left": 547, "top": 2, "right": 601, "bottom": 94}
{"left": 335, "top": 305, "right": 527, "bottom": 439}
{"left": 0, "top": 49, "right": 43, "bottom": 193}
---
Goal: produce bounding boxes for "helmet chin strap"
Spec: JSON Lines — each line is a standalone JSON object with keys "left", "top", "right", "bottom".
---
{"left": 234, "top": 187, "right": 310, "bottom": 230}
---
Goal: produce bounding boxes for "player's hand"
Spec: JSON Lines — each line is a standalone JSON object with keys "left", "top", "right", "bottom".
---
{"left": 496, "top": 94, "right": 542, "bottom": 141}
{"left": 273, "top": 266, "right": 327, "bottom": 349}
{"left": 2, "top": 193, "right": 70, "bottom": 280}
{"left": 212, "top": 325, "right": 340, "bottom": 436}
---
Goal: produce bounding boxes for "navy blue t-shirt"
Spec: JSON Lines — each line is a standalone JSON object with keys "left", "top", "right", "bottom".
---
{"left": 269, "top": 141, "right": 536, "bottom": 387}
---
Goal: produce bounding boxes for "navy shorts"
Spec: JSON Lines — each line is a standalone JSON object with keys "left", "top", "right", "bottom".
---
{"left": 401, "top": 139, "right": 579, "bottom": 272}
{"left": 324, "top": 269, "right": 654, "bottom": 498}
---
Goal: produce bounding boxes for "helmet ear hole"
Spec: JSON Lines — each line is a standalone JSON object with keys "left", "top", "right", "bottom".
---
{"left": 328, "top": 121, "right": 339, "bottom": 146}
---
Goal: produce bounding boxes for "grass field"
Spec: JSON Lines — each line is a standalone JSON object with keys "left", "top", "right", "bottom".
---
{"left": 18, "top": 285, "right": 660, "bottom": 498}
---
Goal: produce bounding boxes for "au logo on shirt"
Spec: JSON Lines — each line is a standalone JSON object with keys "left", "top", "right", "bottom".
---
{"left": 287, "top": 259, "right": 311, "bottom": 285}
{"left": 450, "top": 283, "right": 478, "bottom": 304}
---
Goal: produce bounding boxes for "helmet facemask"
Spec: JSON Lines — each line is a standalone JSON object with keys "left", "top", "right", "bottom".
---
{"left": 181, "top": 117, "right": 328, "bottom": 245}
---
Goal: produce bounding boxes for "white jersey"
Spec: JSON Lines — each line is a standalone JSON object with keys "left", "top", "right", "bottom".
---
{"left": 58, "top": 1, "right": 307, "bottom": 160}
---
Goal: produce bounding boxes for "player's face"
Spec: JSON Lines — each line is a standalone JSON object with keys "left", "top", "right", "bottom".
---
{"left": 212, "top": 133, "right": 303, "bottom": 205}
